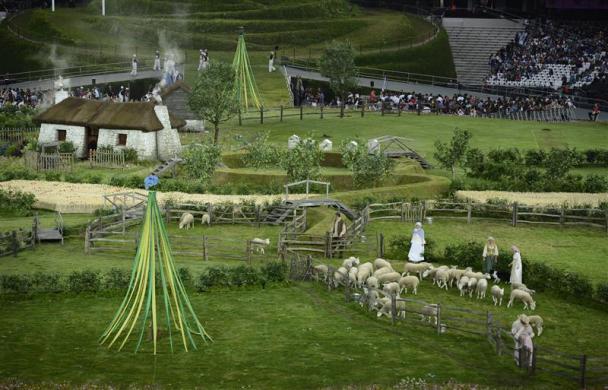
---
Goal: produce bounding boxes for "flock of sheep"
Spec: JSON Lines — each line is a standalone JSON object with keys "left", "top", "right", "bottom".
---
{"left": 312, "top": 257, "right": 540, "bottom": 328}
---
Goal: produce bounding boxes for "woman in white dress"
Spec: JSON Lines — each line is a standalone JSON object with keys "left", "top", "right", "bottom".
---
{"left": 509, "top": 245, "right": 522, "bottom": 285}
{"left": 407, "top": 222, "right": 425, "bottom": 262}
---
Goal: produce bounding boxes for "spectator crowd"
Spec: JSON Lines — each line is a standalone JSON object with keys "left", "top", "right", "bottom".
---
{"left": 0, "top": 87, "right": 45, "bottom": 108}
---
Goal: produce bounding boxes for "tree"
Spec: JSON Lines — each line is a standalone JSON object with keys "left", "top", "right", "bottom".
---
{"left": 280, "top": 138, "right": 324, "bottom": 182}
{"left": 341, "top": 140, "right": 395, "bottom": 188}
{"left": 188, "top": 61, "right": 239, "bottom": 144}
{"left": 182, "top": 142, "right": 222, "bottom": 185}
{"left": 319, "top": 41, "right": 358, "bottom": 118}
{"left": 433, "top": 128, "right": 472, "bottom": 180}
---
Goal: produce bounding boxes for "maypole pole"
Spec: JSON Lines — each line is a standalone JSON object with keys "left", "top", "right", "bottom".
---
{"left": 99, "top": 190, "right": 212, "bottom": 354}
{"left": 232, "top": 27, "right": 263, "bottom": 112}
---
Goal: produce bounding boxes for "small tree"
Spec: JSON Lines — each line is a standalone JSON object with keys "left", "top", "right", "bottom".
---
{"left": 319, "top": 41, "right": 358, "bottom": 118}
{"left": 280, "top": 138, "right": 324, "bottom": 182}
{"left": 341, "top": 140, "right": 395, "bottom": 188}
{"left": 241, "top": 132, "right": 282, "bottom": 169}
{"left": 188, "top": 61, "right": 239, "bottom": 144}
{"left": 433, "top": 128, "right": 472, "bottom": 180}
{"left": 182, "top": 142, "right": 221, "bottom": 185}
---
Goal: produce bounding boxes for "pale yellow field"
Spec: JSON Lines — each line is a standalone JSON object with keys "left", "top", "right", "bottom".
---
{"left": 456, "top": 190, "right": 608, "bottom": 207}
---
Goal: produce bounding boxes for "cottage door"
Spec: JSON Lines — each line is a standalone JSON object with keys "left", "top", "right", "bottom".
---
{"left": 85, "top": 127, "right": 99, "bottom": 159}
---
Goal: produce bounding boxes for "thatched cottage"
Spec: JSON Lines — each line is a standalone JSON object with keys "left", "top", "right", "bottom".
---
{"left": 161, "top": 81, "right": 204, "bottom": 131}
{"left": 34, "top": 97, "right": 184, "bottom": 160}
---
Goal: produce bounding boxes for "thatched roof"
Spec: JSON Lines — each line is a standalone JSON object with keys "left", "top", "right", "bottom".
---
{"left": 160, "top": 80, "right": 192, "bottom": 98}
{"left": 34, "top": 97, "right": 185, "bottom": 132}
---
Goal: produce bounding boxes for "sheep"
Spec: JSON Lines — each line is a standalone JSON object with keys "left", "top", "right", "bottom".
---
{"left": 467, "top": 277, "right": 478, "bottom": 298}
{"left": 491, "top": 285, "right": 505, "bottom": 306}
{"left": 356, "top": 263, "right": 373, "bottom": 287}
{"left": 377, "top": 271, "right": 401, "bottom": 284}
{"left": 458, "top": 276, "right": 470, "bottom": 297}
{"left": 527, "top": 315, "right": 544, "bottom": 336}
{"left": 476, "top": 278, "right": 488, "bottom": 299}
{"left": 403, "top": 262, "right": 432, "bottom": 279}
{"left": 361, "top": 288, "right": 380, "bottom": 309}
{"left": 250, "top": 238, "right": 270, "bottom": 254}
{"left": 373, "top": 267, "right": 394, "bottom": 278}
{"left": 201, "top": 212, "right": 210, "bottom": 225}
{"left": 342, "top": 257, "right": 360, "bottom": 270}
{"left": 512, "top": 282, "right": 536, "bottom": 295}
{"left": 398, "top": 275, "right": 419, "bottom": 295}
{"left": 333, "top": 267, "right": 348, "bottom": 287}
{"left": 464, "top": 270, "right": 491, "bottom": 281}
{"left": 348, "top": 267, "right": 358, "bottom": 285}
{"left": 377, "top": 298, "right": 406, "bottom": 319}
{"left": 179, "top": 213, "right": 194, "bottom": 229}
{"left": 374, "top": 258, "right": 392, "bottom": 270}
{"left": 420, "top": 304, "right": 438, "bottom": 325}
{"left": 312, "top": 264, "right": 329, "bottom": 282}
{"left": 423, "top": 265, "right": 449, "bottom": 284}
{"left": 434, "top": 268, "right": 450, "bottom": 290}
{"left": 507, "top": 289, "right": 536, "bottom": 310}
{"left": 366, "top": 276, "right": 379, "bottom": 290}
{"left": 382, "top": 282, "right": 400, "bottom": 297}
{"left": 448, "top": 267, "right": 469, "bottom": 288}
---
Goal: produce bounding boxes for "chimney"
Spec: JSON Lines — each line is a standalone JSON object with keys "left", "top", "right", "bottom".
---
{"left": 154, "top": 105, "right": 172, "bottom": 129}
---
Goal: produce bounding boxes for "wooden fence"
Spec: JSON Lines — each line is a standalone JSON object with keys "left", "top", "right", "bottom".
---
{"left": 165, "top": 203, "right": 296, "bottom": 227}
{"left": 0, "top": 227, "right": 36, "bottom": 257}
{"left": 0, "top": 128, "right": 38, "bottom": 144}
{"left": 89, "top": 149, "right": 125, "bottom": 168}
{"left": 23, "top": 150, "right": 74, "bottom": 172}
{"left": 364, "top": 200, "right": 608, "bottom": 233}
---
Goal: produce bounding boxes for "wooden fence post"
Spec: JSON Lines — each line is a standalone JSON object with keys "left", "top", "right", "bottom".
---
{"left": 361, "top": 104, "right": 365, "bottom": 117}
{"left": 467, "top": 201, "right": 472, "bottom": 224}
{"left": 238, "top": 109, "right": 242, "bottom": 126}
{"left": 530, "top": 345, "right": 537, "bottom": 375}
{"left": 579, "top": 354, "right": 587, "bottom": 389}
{"left": 280, "top": 105, "right": 283, "bottom": 122}
{"left": 512, "top": 202, "right": 518, "bottom": 227}
{"left": 208, "top": 203, "right": 214, "bottom": 225}
{"left": 256, "top": 205, "right": 261, "bottom": 228}
{"left": 400, "top": 202, "right": 405, "bottom": 222}
{"left": 246, "top": 240, "right": 252, "bottom": 265}
{"left": 398, "top": 104, "right": 401, "bottom": 116}
{"left": 605, "top": 210, "right": 608, "bottom": 234}
{"left": 10, "top": 231, "right": 18, "bottom": 257}
{"left": 320, "top": 105, "right": 324, "bottom": 119}
{"left": 390, "top": 293, "right": 397, "bottom": 325}
{"left": 560, "top": 207, "right": 565, "bottom": 227}
{"left": 300, "top": 105, "right": 303, "bottom": 120}
{"left": 324, "top": 231, "right": 331, "bottom": 258}
{"left": 260, "top": 107, "right": 264, "bottom": 124}
{"left": 436, "top": 303, "right": 442, "bottom": 335}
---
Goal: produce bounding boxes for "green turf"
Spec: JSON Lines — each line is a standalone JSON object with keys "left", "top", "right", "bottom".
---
{"left": 0, "top": 283, "right": 605, "bottom": 388}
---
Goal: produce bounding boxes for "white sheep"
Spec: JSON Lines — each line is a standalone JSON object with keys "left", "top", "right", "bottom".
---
{"left": 399, "top": 275, "right": 419, "bottom": 295}
{"left": 527, "top": 315, "right": 544, "bottom": 336}
{"left": 356, "top": 263, "right": 373, "bottom": 287}
{"left": 377, "top": 298, "right": 406, "bottom": 319}
{"left": 250, "top": 238, "right": 270, "bottom": 254}
{"left": 464, "top": 270, "right": 491, "bottom": 281}
{"left": 507, "top": 289, "right": 536, "bottom": 310}
{"left": 348, "top": 267, "right": 358, "bottom": 285}
{"left": 361, "top": 288, "right": 380, "bottom": 309}
{"left": 476, "top": 278, "right": 488, "bottom": 299}
{"left": 366, "top": 276, "right": 379, "bottom": 290}
{"left": 373, "top": 267, "right": 394, "bottom": 278}
{"left": 382, "top": 282, "right": 400, "bottom": 297}
{"left": 342, "top": 256, "right": 360, "bottom": 269}
{"left": 512, "top": 282, "right": 536, "bottom": 295}
{"left": 333, "top": 266, "right": 348, "bottom": 287}
{"left": 179, "top": 213, "right": 194, "bottom": 229}
{"left": 374, "top": 258, "right": 392, "bottom": 270}
{"left": 491, "top": 285, "right": 505, "bottom": 306}
{"left": 467, "top": 277, "right": 478, "bottom": 298}
{"left": 434, "top": 268, "right": 450, "bottom": 290}
{"left": 458, "top": 276, "right": 470, "bottom": 297}
{"left": 423, "top": 265, "right": 449, "bottom": 284}
{"left": 403, "top": 262, "right": 432, "bottom": 279}
{"left": 377, "top": 271, "right": 401, "bottom": 284}
{"left": 201, "top": 212, "right": 210, "bottom": 225}
{"left": 420, "top": 304, "right": 438, "bottom": 325}
{"left": 448, "top": 267, "right": 469, "bottom": 288}
{"left": 312, "top": 264, "right": 329, "bottom": 281}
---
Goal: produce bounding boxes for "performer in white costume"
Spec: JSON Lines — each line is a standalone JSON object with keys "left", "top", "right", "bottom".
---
{"left": 130, "top": 54, "right": 138, "bottom": 76}
{"left": 509, "top": 245, "right": 523, "bottom": 285}
{"left": 407, "top": 222, "right": 426, "bottom": 262}
{"left": 153, "top": 50, "right": 161, "bottom": 71}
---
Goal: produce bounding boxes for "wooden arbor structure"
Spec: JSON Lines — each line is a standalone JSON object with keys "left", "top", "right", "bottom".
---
{"left": 284, "top": 179, "right": 330, "bottom": 201}
{"left": 367, "top": 135, "right": 432, "bottom": 169}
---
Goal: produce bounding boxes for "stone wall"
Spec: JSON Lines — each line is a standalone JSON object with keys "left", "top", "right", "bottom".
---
{"left": 154, "top": 105, "right": 182, "bottom": 160}
{"left": 38, "top": 123, "right": 87, "bottom": 158}
{"left": 97, "top": 129, "right": 157, "bottom": 160}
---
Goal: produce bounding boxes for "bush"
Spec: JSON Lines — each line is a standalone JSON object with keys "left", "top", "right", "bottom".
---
{"left": 280, "top": 137, "right": 324, "bottom": 181}
{"left": 182, "top": 142, "right": 222, "bottom": 185}
{"left": 341, "top": 139, "right": 395, "bottom": 188}
{"left": 44, "top": 171, "right": 61, "bottom": 181}
{"left": 595, "top": 282, "right": 608, "bottom": 303}
{"left": 178, "top": 267, "right": 193, "bottom": 287}
{"left": 83, "top": 173, "right": 103, "bottom": 184}
{"left": 261, "top": 261, "right": 287, "bottom": 283}
{"left": 67, "top": 270, "right": 101, "bottom": 293}
{"left": 584, "top": 174, "right": 608, "bottom": 193}
{"left": 241, "top": 132, "right": 282, "bottom": 169}
{"left": 31, "top": 272, "right": 62, "bottom": 292}
{"left": 0, "top": 274, "right": 32, "bottom": 294}
{"left": 103, "top": 268, "right": 130, "bottom": 290}
{"left": 58, "top": 141, "right": 75, "bottom": 154}
{"left": 0, "top": 188, "right": 36, "bottom": 216}
{"left": 524, "top": 149, "right": 547, "bottom": 166}
{"left": 109, "top": 175, "right": 128, "bottom": 187}
{"left": 123, "top": 147, "right": 138, "bottom": 163}
{"left": 63, "top": 173, "right": 82, "bottom": 183}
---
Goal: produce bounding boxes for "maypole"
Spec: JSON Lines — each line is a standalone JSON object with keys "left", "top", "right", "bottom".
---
{"left": 99, "top": 191, "right": 212, "bottom": 354}
{"left": 232, "top": 27, "right": 263, "bottom": 111}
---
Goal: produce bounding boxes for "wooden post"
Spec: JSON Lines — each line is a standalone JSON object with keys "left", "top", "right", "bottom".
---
{"left": 579, "top": 354, "right": 587, "bottom": 389}
{"left": 320, "top": 105, "right": 324, "bottom": 119}
{"left": 246, "top": 240, "right": 252, "bottom": 265}
{"left": 85, "top": 226, "right": 91, "bottom": 254}
{"left": 300, "top": 105, "right": 303, "bottom": 120}
{"left": 11, "top": 231, "right": 18, "bottom": 257}
{"left": 390, "top": 294, "right": 397, "bottom": 324}
{"left": 560, "top": 207, "right": 565, "bottom": 227}
{"left": 512, "top": 202, "right": 518, "bottom": 227}
{"left": 324, "top": 231, "right": 331, "bottom": 258}
{"left": 280, "top": 105, "right": 283, "bottom": 122}
{"left": 238, "top": 109, "right": 242, "bottom": 126}
{"left": 208, "top": 203, "right": 213, "bottom": 225}
{"left": 530, "top": 345, "right": 537, "bottom": 375}
{"left": 486, "top": 311, "right": 492, "bottom": 338}
{"left": 398, "top": 104, "right": 401, "bottom": 116}
{"left": 467, "top": 201, "right": 472, "bottom": 224}
{"left": 260, "top": 107, "right": 264, "bottom": 124}
{"left": 379, "top": 232, "right": 385, "bottom": 258}
{"left": 256, "top": 205, "right": 261, "bottom": 227}
{"left": 400, "top": 202, "right": 405, "bottom": 222}
{"left": 436, "top": 303, "right": 441, "bottom": 335}
{"left": 361, "top": 104, "right": 365, "bottom": 117}
{"left": 604, "top": 209, "right": 608, "bottom": 234}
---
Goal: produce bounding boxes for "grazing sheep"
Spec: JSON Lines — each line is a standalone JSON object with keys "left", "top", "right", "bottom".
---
{"left": 458, "top": 276, "right": 470, "bottom": 297}
{"left": 512, "top": 282, "right": 536, "bottom": 295}
{"left": 201, "top": 212, "right": 210, "bottom": 225}
{"left": 377, "top": 271, "right": 401, "bottom": 284}
{"left": 250, "top": 238, "right": 270, "bottom": 254}
{"left": 377, "top": 298, "right": 406, "bottom": 319}
{"left": 348, "top": 267, "right": 358, "bottom": 285}
{"left": 373, "top": 267, "right": 394, "bottom": 278}
{"left": 342, "top": 257, "right": 360, "bottom": 269}
{"left": 403, "top": 262, "right": 432, "bottom": 279}
{"left": 356, "top": 263, "right": 373, "bottom": 287}
{"left": 434, "top": 268, "right": 450, "bottom": 290}
{"left": 366, "top": 276, "right": 379, "bottom": 289}
{"left": 420, "top": 304, "right": 438, "bottom": 325}
{"left": 464, "top": 270, "right": 491, "bottom": 281}
{"left": 492, "top": 270, "right": 501, "bottom": 284}
{"left": 447, "top": 266, "right": 464, "bottom": 288}
{"left": 423, "top": 265, "right": 449, "bottom": 284}
{"left": 507, "top": 289, "right": 536, "bottom": 310}
{"left": 179, "top": 213, "right": 194, "bottom": 229}
{"left": 491, "top": 285, "right": 505, "bottom": 306}
{"left": 361, "top": 288, "right": 380, "bottom": 309}
{"left": 312, "top": 264, "right": 329, "bottom": 281}
{"left": 382, "top": 282, "right": 400, "bottom": 297}
{"left": 399, "top": 275, "right": 419, "bottom": 295}
{"left": 333, "top": 267, "right": 348, "bottom": 287}
{"left": 467, "top": 277, "right": 478, "bottom": 298}
{"left": 374, "top": 258, "right": 392, "bottom": 270}
{"left": 527, "top": 315, "right": 544, "bottom": 336}
{"left": 476, "top": 278, "right": 488, "bottom": 299}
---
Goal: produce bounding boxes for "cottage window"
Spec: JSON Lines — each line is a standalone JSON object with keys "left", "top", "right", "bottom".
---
{"left": 57, "top": 129, "right": 67, "bottom": 141}
{"left": 117, "top": 134, "right": 127, "bottom": 146}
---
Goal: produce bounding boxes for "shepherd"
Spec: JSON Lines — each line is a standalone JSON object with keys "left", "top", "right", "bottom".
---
{"left": 482, "top": 236, "right": 499, "bottom": 274}
{"left": 131, "top": 54, "right": 138, "bottom": 76}
{"left": 407, "top": 222, "right": 425, "bottom": 263}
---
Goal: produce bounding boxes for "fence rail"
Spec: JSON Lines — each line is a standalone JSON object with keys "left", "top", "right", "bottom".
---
{"left": 23, "top": 150, "right": 74, "bottom": 172}
{"left": 89, "top": 149, "right": 125, "bottom": 168}
{"left": 0, "top": 128, "right": 39, "bottom": 144}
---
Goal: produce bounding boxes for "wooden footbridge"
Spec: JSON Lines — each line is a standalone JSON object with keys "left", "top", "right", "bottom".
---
{"left": 369, "top": 135, "right": 432, "bottom": 169}
{"left": 265, "top": 198, "right": 357, "bottom": 225}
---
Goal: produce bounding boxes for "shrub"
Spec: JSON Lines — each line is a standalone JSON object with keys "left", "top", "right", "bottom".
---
{"left": 0, "top": 274, "right": 32, "bottom": 294}
{"left": 58, "top": 141, "right": 75, "bottom": 154}
{"left": 67, "top": 270, "right": 101, "bottom": 293}
{"left": 229, "top": 265, "right": 260, "bottom": 287}
{"left": 544, "top": 148, "right": 581, "bottom": 180}
{"left": 524, "top": 149, "right": 547, "bottom": 166}
{"left": 44, "top": 171, "right": 61, "bottom": 181}
{"left": 280, "top": 137, "right": 324, "bottom": 181}
{"left": 182, "top": 142, "right": 221, "bottom": 185}
{"left": 178, "top": 267, "right": 193, "bottom": 287}
{"left": 584, "top": 174, "right": 608, "bottom": 193}
{"left": 123, "top": 147, "right": 138, "bottom": 163}
{"left": 241, "top": 132, "right": 282, "bottom": 169}
{"left": 260, "top": 261, "right": 287, "bottom": 283}
{"left": 63, "top": 173, "right": 82, "bottom": 183}
{"left": 103, "top": 268, "right": 130, "bottom": 290}
{"left": 0, "top": 188, "right": 36, "bottom": 216}
{"left": 31, "top": 272, "right": 62, "bottom": 292}
{"left": 109, "top": 175, "right": 128, "bottom": 187}
{"left": 595, "top": 282, "right": 608, "bottom": 303}
{"left": 341, "top": 139, "right": 395, "bottom": 188}
{"left": 83, "top": 173, "right": 103, "bottom": 184}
